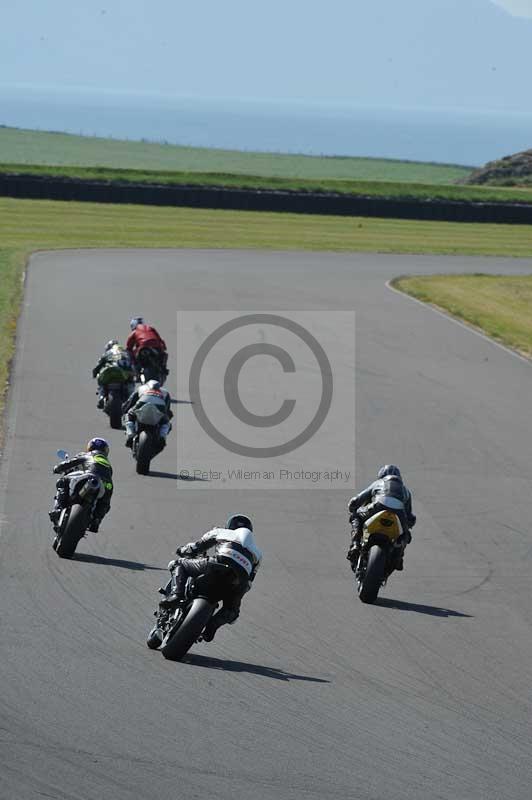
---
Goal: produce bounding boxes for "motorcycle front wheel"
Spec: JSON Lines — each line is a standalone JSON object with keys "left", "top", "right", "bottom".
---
{"left": 161, "top": 598, "right": 215, "bottom": 661}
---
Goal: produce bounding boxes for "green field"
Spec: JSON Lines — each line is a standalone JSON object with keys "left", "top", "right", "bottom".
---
{"left": 393, "top": 275, "right": 532, "bottom": 358}
{"left": 0, "top": 126, "right": 472, "bottom": 183}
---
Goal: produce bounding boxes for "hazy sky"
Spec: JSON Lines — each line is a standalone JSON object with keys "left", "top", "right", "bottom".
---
{"left": 492, "top": 0, "right": 532, "bottom": 15}
{"left": 1, "top": 0, "right": 532, "bottom": 112}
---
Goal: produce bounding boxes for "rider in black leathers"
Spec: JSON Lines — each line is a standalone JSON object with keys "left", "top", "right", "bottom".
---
{"left": 346, "top": 465, "right": 416, "bottom": 570}
{"left": 158, "top": 514, "right": 262, "bottom": 642}
{"left": 49, "top": 438, "right": 114, "bottom": 533}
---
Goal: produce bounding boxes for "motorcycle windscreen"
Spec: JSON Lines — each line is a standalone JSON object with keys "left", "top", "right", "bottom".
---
{"left": 379, "top": 495, "right": 405, "bottom": 511}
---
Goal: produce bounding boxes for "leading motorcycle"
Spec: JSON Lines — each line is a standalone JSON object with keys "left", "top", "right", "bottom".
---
{"left": 51, "top": 449, "right": 105, "bottom": 558}
{"left": 354, "top": 499, "right": 406, "bottom": 603}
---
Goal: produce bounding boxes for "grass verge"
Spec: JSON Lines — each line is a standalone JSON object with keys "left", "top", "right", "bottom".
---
{"left": 0, "top": 249, "right": 26, "bottom": 416}
{"left": 1, "top": 195, "right": 531, "bottom": 423}
{"left": 3, "top": 197, "right": 532, "bottom": 255}
{"left": 392, "top": 275, "right": 532, "bottom": 358}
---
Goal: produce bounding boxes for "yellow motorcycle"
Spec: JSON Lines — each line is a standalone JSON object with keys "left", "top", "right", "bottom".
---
{"left": 354, "top": 501, "right": 406, "bottom": 603}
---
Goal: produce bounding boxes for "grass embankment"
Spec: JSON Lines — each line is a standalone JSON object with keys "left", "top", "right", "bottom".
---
{"left": 1, "top": 195, "right": 531, "bottom": 420}
{"left": 393, "top": 275, "right": 532, "bottom": 358}
{"left": 0, "top": 249, "right": 26, "bottom": 410}
{"left": 3, "top": 162, "right": 532, "bottom": 205}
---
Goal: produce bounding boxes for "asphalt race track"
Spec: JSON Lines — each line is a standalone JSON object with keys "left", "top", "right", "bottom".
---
{"left": 1, "top": 249, "right": 532, "bottom": 800}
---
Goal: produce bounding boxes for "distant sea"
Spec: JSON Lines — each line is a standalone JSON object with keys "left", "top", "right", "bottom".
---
{"left": 1, "top": 86, "right": 531, "bottom": 167}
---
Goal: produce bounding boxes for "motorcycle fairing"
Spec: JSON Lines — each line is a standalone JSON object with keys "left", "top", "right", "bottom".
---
{"left": 67, "top": 471, "right": 105, "bottom": 500}
{"left": 136, "top": 403, "right": 164, "bottom": 426}
{"left": 363, "top": 510, "right": 402, "bottom": 542}
{"left": 379, "top": 495, "right": 405, "bottom": 511}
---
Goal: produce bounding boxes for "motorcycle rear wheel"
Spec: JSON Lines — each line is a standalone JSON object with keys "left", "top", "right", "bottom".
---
{"left": 161, "top": 598, "right": 214, "bottom": 661}
{"left": 107, "top": 389, "right": 123, "bottom": 430}
{"left": 358, "top": 544, "right": 386, "bottom": 604}
{"left": 55, "top": 505, "right": 87, "bottom": 558}
{"left": 136, "top": 430, "right": 152, "bottom": 475}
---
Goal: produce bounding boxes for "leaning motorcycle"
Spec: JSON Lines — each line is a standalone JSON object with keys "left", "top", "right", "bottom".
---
{"left": 354, "top": 499, "right": 406, "bottom": 603}
{"left": 128, "top": 403, "right": 167, "bottom": 475}
{"left": 97, "top": 364, "right": 134, "bottom": 429}
{"left": 51, "top": 450, "right": 104, "bottom": 558}
{"left": 147, "top": 562, "right": 234, "bottom": 660}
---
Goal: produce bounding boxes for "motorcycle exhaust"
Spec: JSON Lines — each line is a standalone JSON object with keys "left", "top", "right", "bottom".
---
{"left": 78, "top": 475, "right": 100, "bottom": 499}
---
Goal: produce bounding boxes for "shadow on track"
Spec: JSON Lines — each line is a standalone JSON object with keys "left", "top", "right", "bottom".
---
{"left": 184, "top": 653, "right": 330, "bottom": 683}
{"left": 148, "top": 470, "right": 208, "bottom": 481}
{"left": 170, "top": 398, "right": 194, "bottom": 405}
{"left": 73, "top": 553, "right": 167, "bottom": 571}
{"left": 376, "top": 597, "right": 472, "bottom": 617}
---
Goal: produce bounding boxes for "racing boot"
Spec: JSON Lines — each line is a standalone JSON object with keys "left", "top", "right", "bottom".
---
{"left": 49, "top": 488, "right": 67, "bottom": 527}
{"left": 159, "top": 594, "right": 185, "bottom": 610}
{"left": 201, "top": 624, "right": 217, "bottom": 642}
{"left": 96, "top": 386, "right": 106, "bottom": 410}
{"left": 346, "top": 517, "right": 362, "bottom": 563}
{"left": 202, "top": 615, "right": 228, "bottom": 642}
{"left": 395, "top": 546, "right": 406, "bottom": 571}
{"left": 49, "top": 507, "right": 61, "bottom": 526}
{"left": 87, "top": 517, "right": 102, "bottom": 533}
{"left": 346, "top": 532, "right": 361, "bottom": 563}
{"left": 202, "top": 608, "right": 236, "bottom": 642}
{"left": 158, "top": 575, "right": 184, "bottom": 610}
{"left": 125, "top": 420, "right": 135, "bottom": 448}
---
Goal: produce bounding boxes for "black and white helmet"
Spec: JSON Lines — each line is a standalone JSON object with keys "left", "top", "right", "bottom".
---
{"left": 105, "top": 339, "right": 119, "bottom": 351}
{"left": 226, "top": 514, "right": 253, "bottom": 532}
{"left": 377, "top": 464, "right": 402, "bottom": 480}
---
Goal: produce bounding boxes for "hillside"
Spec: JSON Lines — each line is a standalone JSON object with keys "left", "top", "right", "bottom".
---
{"left": 0, "top": 126, "right": 471, "bottom": 184}
{"left": 464, "top": 149, "right": 532, "bottom": 186}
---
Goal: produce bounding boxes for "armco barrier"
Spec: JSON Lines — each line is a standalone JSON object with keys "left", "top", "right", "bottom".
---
{"left": 1, "top": 173, "right": 531, "bottom": 224}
